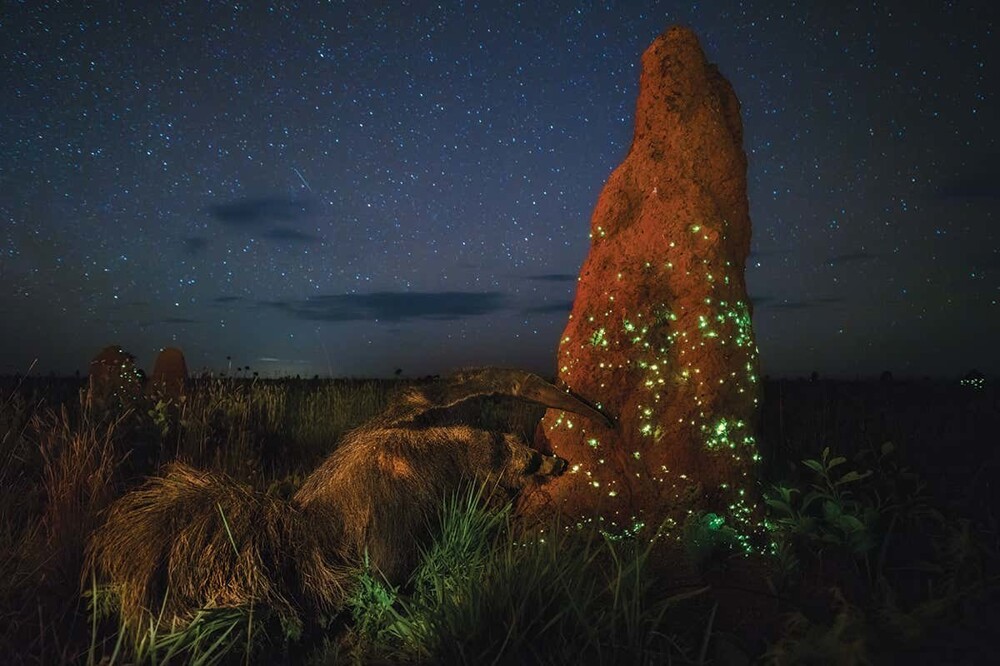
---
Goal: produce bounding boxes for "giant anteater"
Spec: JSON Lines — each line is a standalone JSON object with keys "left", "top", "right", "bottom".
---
{"left": 86, "top": 368, "right": 612, "bottom": 631}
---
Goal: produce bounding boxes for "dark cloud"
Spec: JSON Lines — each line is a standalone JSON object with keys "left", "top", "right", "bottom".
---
{"left": 523, "top": 300, "right": 573, "bottom": 314}
{"left": 157, "top": 317, "right": 201, "bottom": 324}
{"left": 748, "top": 249, "right": 784, "bottom": 260}
{"left": 524, "top": 273, "right": 577, "bottom": 283}
{"left": 213, "top": 296, "right": 243, "bottom": 304}
{"left": 183, "top": 236, "right": 209, "bottom": 255}
{"left": 206, "top": 196, "right": 311, "bottom": 227}
{"left": 265, "top": 291, "right": 508, "bottom": 323}
{"left": 262, "top": 227, "right": 321, "bottom": 243}
{"left": 933, "top": 158, "right": 1000, "bottom": 200}
{"left": 935, "top": 175, "right": 1000, "bottom": 200}
{"left": 827, "top": 251, "right": 877, "bottom": 266}
{"left": 759, "top": 297, "right": 844, "bottom": 310}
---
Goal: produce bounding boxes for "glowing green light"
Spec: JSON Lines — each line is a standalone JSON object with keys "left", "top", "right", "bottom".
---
{"left": 553, "top": 265, "right": 764, "bottom": 551}
{"left": 589, "top": 328, "right": 609, "bottom": 347}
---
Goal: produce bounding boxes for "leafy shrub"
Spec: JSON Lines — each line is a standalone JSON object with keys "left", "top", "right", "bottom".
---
{"left": 764, "top": 442, "right": 999, "bottom": 662}
{"left": 766, "top": 445, "right": 878, "bottom": 559}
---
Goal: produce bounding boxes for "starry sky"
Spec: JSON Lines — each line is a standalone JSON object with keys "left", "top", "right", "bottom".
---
{"left": 2, "top": 1, "right": 997, "bottom": 379}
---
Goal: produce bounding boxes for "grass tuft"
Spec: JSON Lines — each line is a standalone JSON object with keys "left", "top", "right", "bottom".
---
{"left": 345, "top": 485, "right": 706, "bottom": 664}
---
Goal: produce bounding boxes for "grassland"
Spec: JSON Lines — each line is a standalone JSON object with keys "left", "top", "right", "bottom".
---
{"left": 1, "top": 374, "right": 997, "bottom": 664}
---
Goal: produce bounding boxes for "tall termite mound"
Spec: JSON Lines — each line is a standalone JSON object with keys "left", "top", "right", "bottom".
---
{"left": 149, "top": 346, "right": 188, "bottom": 398}
{"left": 528, "top": 27, "right": 764, "bottom": 548}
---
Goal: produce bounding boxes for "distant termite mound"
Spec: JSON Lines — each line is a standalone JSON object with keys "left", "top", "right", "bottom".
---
{"left": 524, "top": 27, "right": 764, "bottom": 549}
{"left": 89, "top": 345, "right": 144, "bottom": 408}
{"left": 149, "top": 347, "right": 188, "bottom": 398}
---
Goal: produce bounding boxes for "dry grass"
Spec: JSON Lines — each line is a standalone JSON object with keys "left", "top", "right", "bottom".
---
{"left": 36, "top": 407, "right": 124, "bottom": 583}
{"left": 0, "top": 397, "right": 125, "bottom": 663}
{"left": 151, "top": 377, "right": 395, "bottom": 481}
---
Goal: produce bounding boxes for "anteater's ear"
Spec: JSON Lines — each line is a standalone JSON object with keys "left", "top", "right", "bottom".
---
{"left": 536, "top": 454, "right": 568, "bottom": 477}
{"left": 384, "top": 367, "right": 614, "bottom": 428}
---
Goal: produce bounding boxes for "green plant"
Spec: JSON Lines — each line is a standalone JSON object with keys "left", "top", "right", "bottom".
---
{"left": 344, "top": 554, "right": 404, "bottom": 655}
{"left": 146, "top": 392, "right": 187, "bottom": 441}
{"left": 764, "top": 441, "right": 1000, "bottom": 661}
{"left": 766, "top": 446, "right": 877, "bottom": 557}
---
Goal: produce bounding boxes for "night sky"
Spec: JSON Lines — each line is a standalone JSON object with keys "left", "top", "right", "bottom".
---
{"left": 2, "top": 2, "right": 997, "bottom": 379}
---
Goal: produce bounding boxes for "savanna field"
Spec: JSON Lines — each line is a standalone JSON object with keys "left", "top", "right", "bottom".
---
{"left": 1, "top": 373, "right": 997, "bottom": 665}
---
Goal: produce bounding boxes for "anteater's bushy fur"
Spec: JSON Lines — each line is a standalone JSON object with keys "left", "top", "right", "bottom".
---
{"left": 295, "top": 424, "right": 553, "bottom": 584}
{"left": 86, "top": 369, "right": 610, "bottom": 632}
{"left": 86, "top": 462, "right": 349, "bottom": 631}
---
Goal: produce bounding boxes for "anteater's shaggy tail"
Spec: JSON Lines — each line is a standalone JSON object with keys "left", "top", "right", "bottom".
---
{"left": 85, "top": 462, "right": 350, "bottom": 632}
